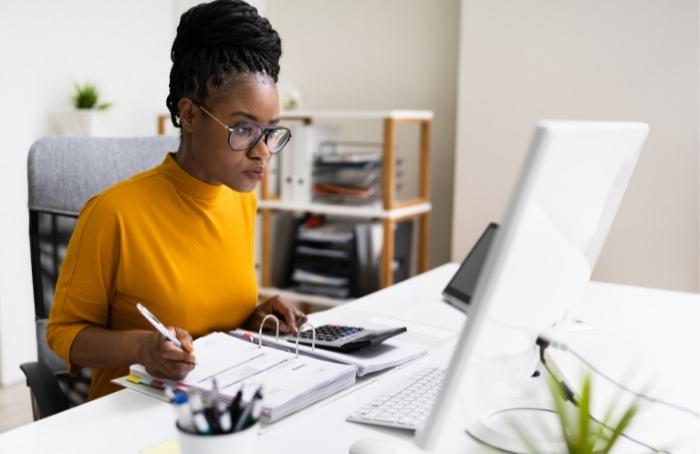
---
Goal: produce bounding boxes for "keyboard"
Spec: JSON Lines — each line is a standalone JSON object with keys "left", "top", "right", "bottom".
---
{"left": 287, "top": 324, "right": 407, "bottom": 353}
{"left": 347, "top": 366, "right": 445, "bottom": 430}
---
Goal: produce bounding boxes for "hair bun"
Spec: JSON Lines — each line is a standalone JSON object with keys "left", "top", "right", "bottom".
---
{"left": 167, "top": 0, "right": 282, "bottom": 129}
{"left": 171, "top": 0, "right": 280, "bottom": 64}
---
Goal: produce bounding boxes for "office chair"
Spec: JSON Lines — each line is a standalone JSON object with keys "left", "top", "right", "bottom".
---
{"left": 21, "top": 136, "right": 178, "bottom": 420}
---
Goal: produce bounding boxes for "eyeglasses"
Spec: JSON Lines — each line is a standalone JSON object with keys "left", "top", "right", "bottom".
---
{"left": 198, "top": 105, "right": 292, "bottom": 155}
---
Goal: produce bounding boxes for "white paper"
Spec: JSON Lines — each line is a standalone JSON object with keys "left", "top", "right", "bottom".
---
{"left": 128, "top": 332, "right": 356, "bottom": 422}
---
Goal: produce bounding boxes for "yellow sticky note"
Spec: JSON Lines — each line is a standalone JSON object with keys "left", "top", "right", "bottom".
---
{"left": 140, "top": 437, "right": 179, "bottom": 454}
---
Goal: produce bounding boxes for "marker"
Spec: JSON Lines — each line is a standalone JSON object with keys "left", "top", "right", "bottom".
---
{"left": 188, "top": 390, "right": 212, "bottom": 434}
{"left": 172, "top": 392, "right": 195, "bottom": 433}
{"left": 164, "top": 386, "right": 176, "bottom": 402}
{"left": 136, "top": 302, "right": 183, "bottom": 349}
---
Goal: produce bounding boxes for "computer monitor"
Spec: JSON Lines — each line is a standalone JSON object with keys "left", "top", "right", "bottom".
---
{"left": 442, "top": 223, "right": 499, "bottom": 313}
{"left": 416, "top": 120, "right": 649, "bottom": 451}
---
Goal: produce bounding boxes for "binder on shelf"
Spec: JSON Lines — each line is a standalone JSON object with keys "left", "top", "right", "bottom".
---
{"left": 116, "top": 328, "right": 356, "bottom": 423}
{"left": 281, "top": 124, "right": 340, "bottom": 203}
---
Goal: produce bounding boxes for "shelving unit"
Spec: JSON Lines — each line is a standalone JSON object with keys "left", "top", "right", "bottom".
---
{"left": 259, "top": 110, "right": 433, "bottom": 307}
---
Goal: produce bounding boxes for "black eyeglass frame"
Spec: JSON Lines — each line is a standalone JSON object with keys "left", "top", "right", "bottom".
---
{"left": 197, "top": 104, "right": 292, "bottom": 154}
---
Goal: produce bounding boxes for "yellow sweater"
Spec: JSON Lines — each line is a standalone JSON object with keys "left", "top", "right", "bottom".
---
{"left": 47, "top": 153, "right": 258, "bottom": 400}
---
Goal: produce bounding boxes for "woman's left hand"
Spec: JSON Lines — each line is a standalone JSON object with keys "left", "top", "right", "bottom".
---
{"left": 245, "top": 295, "right": 307, "bottom": 335}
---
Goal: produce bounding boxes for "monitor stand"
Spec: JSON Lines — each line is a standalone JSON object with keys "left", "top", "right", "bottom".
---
{"left": 462, "top": 347, "right": 572, "bottom": 453}
{"left": 465, "top": 399, "right": 567, "bottom": 453}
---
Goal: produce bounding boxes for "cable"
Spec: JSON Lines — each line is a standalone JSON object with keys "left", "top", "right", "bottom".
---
{"left": 537, "top": 336, "right": 700, "bottom": 420}
{"left": 535, "top": 336, "right": 680, "bottom": 454}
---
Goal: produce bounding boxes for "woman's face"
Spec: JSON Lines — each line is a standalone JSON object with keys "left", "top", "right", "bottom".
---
{"left": 178, "top": 73, "right": 280, "bottom": 192}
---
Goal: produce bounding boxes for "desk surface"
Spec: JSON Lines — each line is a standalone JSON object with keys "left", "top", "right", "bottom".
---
{"left": 1, "top": 264, "right": 698, "bottom": 453}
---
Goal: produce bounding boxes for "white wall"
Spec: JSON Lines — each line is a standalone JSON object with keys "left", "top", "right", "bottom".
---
{"left": 266, "top": 0, "right": 460, "bottom": 269}
{"left": 0, "top": 0, "right": 176, "bottom": 384}
{"left": 452, "top": 0, "right": 699, "bottom": 292}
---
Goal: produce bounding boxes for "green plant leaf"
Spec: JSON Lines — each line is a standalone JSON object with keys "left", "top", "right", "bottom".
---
{"left": 575, "top": 375, "right": 592, "bottom": 453}
{"left": 547, "top": 373, "right": 575, "bottom": 451}
{"left": 602, "top": 402, "right": 638, "bottom": 454}
{"left": 513, "top": 370, "right": 642, "bottom": 454}
{"left": 72, "top": 82, "right": 108, "bottom": 109}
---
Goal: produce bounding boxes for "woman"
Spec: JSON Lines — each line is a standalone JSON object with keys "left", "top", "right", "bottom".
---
{"left": 47, "top": 0, "right": 306, "bottom": 400}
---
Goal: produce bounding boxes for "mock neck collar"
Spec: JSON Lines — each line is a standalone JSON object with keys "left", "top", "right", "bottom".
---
{"left": 160, "top": 153, "right": 226, "bottom": 201}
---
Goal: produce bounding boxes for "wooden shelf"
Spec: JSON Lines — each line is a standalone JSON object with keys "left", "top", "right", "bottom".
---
{"left": 259, "top": 287, "right": 351, "bottom": 308}
{"left": 259, "top": 110, "right": 432, "bottom": 291}
{"left": 257, "top": 200, "right": 431, "bottom": 220}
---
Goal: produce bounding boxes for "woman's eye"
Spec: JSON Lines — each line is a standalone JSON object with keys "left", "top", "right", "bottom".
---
{"left": 232, "top": 124, "right": 254, "bottom": 136}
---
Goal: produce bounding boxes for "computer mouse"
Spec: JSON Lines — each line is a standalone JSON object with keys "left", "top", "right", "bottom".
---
{"left": 348, "top": 438, "right": 419, "bottom": 454}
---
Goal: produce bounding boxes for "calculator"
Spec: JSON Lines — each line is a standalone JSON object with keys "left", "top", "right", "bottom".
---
{"left": 287, "top": 324, "right": 407, "bottom": 353}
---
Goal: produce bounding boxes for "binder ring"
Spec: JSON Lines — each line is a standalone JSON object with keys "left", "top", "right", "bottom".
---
{"left": 294, "top": 323, "right": 316, "bottom": 357}
{"left": 258, "top": 314, "right": 280, "bottom": 348}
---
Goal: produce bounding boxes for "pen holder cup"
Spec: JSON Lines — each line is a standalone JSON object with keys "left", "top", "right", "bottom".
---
{"left": 176, "top": 421, "right": 259, "bottom": 454}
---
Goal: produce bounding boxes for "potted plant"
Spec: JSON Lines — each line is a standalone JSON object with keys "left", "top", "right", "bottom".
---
{"left": 58, "top": 82, "right": 112, "bottom": 136}
{"left": 517, "top": 372, "right": 641, "bottom": 454}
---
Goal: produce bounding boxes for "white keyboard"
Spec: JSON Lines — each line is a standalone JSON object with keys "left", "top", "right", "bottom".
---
{"left": 347, "top": 366, "right": 445, "bottom": 431}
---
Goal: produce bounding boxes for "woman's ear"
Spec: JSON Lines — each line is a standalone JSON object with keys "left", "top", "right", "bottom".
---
{"left": 178, "top": 98, "right": 197, "bottom": 133}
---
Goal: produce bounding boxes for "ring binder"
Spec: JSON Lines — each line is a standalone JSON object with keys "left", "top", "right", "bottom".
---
{"left": 294, "top": 323, "right": 316, "bottom": 357}
{"left": 258, "top": 314, "right": 280, "bottom": 348}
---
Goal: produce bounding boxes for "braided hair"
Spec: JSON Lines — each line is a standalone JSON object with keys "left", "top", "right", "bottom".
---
{"left": 166, "top": 0, "right": 282, "bottom": 128}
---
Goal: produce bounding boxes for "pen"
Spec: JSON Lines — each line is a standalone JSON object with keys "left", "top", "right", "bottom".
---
{"left": 245, "top": 388, "right": 264, "bottom": 430}
{"left": 188, "top": 390, "right": 212, "bottom": 434}
{"left": 136, "top": 302, "right": 183, "bottom": 349}
{"left": 234, "top": 386, "right": 262, "bottom": 432}
{"left": 227, "top": 388, "right": 243, "bottom": 433}
{"left": 218, "top": 405, "right": 232, "bottom": 433}
{"left": 204, "top": 378, "right": 221, "bottom": 433}
{"left": 233, "top": 398, "right": 253, "bottom": 432}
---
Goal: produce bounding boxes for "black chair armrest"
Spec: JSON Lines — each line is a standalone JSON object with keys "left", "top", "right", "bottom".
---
{"left": 19, "top": 361, "right": 70, "bottom": 419}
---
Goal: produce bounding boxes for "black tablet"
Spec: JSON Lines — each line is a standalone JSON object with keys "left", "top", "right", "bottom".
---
{"left": 442, "top": 223, "right": 499, "bottom": 313}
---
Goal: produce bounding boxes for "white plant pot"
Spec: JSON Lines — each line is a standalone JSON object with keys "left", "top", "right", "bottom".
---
{"left": 57, "top": 109, "right": 111, "bottom": 136}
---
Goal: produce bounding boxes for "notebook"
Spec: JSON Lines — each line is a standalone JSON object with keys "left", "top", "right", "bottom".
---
{"left": 120, "top": 331, "right": 356, "bottom": 423}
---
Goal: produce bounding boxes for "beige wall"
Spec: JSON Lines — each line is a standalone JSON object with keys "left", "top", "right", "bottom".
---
{"left": 0, "top": 0, "right": 175, "bottom": 384}
{"left": 452, "top": 0, "right": 699, "bottom": 292}
{"left": 266, "top": 0, "right": 460, "bottom": 268}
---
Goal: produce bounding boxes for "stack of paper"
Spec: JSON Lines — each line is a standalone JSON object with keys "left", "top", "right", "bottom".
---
{"left": 126, "top": 332, "right": 356, "bottom": 423}
{"left": 290, "top": 222, "right": 356, "bottom": 299}
{"left": 312, "top": 142, "right": 385, "bottom": 206}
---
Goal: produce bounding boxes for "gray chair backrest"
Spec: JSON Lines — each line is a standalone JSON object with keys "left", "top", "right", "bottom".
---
{"left": 28, "top": 136, "right": 179, "bottom": 375}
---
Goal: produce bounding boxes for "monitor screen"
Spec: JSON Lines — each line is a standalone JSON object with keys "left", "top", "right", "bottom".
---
{"left": 442, "top": 223, "right": 499, "bottom": 312}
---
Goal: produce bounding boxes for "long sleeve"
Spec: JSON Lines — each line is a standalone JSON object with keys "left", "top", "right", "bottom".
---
{"left": 46, "top": 194, "right": 121, "bottom": 372}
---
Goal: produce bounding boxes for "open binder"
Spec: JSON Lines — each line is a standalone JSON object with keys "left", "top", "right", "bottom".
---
{"left": 118, "top": 329, "right": 356, "bottom": 423}
{"left": 231, "top": 328, "right": 428, "bottom": 377}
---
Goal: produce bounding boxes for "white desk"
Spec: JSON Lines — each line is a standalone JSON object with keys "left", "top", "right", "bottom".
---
{"left": 1, "top": 264, "right": 698, "bottom": 453}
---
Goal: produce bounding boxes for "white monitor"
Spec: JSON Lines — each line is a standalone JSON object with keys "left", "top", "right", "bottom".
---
{"left": 416, "top": 120, "right": 649, "bottom": 451}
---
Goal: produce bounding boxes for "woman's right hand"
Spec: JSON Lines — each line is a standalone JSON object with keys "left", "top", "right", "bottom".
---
{"left": 139, "top": 327, "right": 196, "bottom": 380}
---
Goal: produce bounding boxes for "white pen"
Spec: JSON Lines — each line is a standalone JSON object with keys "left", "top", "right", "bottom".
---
{"left": 136, "top": 302, "right": 183, "bottom": 349}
